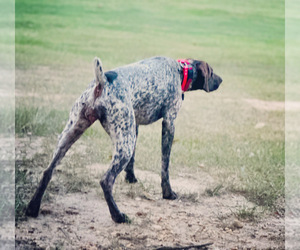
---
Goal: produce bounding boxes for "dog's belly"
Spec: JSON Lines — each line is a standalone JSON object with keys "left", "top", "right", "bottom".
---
{"left": 131, "top": 79, "right": 181, "bottom": 125}
{"left": 132, "top": 90, "right": 165, "bottom": 125}
{"left": 134, "top": 105, "right": 163, "bottom": 125}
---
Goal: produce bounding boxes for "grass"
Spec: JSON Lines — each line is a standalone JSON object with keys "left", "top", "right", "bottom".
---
{"left": 15, "top": 0, "right": 284, "bottom": 101}
{"left": 15, "top": 106, "right": 67, "bottom": 136}
{"left": 285, "top": 3, "right": 300, "bottom": 235}
{"left": 15, "top": 166, "right": 28, "bottom": 221}
{"left": 179, "top": 192, "right": 200, "bottom": 203}
{"left": 234, "top": 206, "right": 259, "bottom": 222}
{"left": 205, "top": 184, "right": 224, "bottom": 197}
{"left": 15, "top": 0, "right": 284, "bottom": 217}
{"left": 15, "top": 149, "right": 98, "bottom": 221}
{"left": 0, "top": 162, "right": 14, "bottom": 222}
{"left": 285, "top": 110, "right": 300, "bottom": 212}
{"left": 0, "top": 107, "right": 15, "bottom": 135}
{"left": 52, "top": 153, "right": 98, "bottom": 193}
{"left": 125, "top": 181, "right": 153, "bottom": 200}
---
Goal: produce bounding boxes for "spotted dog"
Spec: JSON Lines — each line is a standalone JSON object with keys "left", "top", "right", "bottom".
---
{"left": 26, "top": 56, "right": 222, "bottom": 223}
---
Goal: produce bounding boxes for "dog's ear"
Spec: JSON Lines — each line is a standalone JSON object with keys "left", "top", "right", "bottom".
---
{"left": 93, "top": 57, "right": 105, "bottom": 98}
{"left": 197, "top": 61, "right": 210, "bottom": 92}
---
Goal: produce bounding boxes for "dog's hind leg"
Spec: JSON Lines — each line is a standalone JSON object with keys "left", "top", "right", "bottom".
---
{"left": 100, "top": 145, "right": 134, "bottom": 223}
{"left": 26, "top": 87, "right": 100, "bottom": 217}
{"left": 100, "top": 103, "right": 136, "bottom": 223}
{"left": 26, "top": 57, "right": 106, "bottom": 217}
{"left": 125, "top": 125, "right": 139, "bottom": 183}
{"left": 26, "top": 118, "right": 93, "bottom": 217}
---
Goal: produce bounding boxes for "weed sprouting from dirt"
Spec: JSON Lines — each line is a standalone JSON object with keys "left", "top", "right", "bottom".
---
{"left": 204, "top": 184, "right": 224, "bottom": 197}
{"left": 178, "top": 192, "right": 199, "bottom": 203}
{"left": 15, "top": 159, "right": 37, "bottom": 222}
{"left": 126, "top": 184, "right": 140, "bottom": 199}
{"left": 124, "top": 179, "right": 155, "bottom": 201}
{"left": 229, "top": 183, "right": 284, "bottom": 215}
{"left": 234, "top": 206, "right": 259, "bottom": 222}
{"left": 15, "top": 169, "right": 27, "bottom": 221}
{"left": 46, "top": 153, "right": 99, "bottom": 195}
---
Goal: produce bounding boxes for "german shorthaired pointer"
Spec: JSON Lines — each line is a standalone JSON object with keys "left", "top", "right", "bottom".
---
{"left": 26, "top": 56, "right": 222, "bottom": 223}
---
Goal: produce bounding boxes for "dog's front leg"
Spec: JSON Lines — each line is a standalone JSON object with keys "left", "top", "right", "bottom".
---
{"left": 161, "top": 118, "right": 177, "bottom": 200}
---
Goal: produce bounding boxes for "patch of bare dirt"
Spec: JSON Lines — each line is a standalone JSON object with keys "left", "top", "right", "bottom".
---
{"left": 15, "top": 137, "right": 284, "bottom": 249}
{"left": 244, "top": 99, "right": 284, "bottom": 111}
{"left": 244, "top": 98, "right": 300, "bottom": 112}
{"left": 0, "top": 136, "right": 15, "bottom": 248}
{"left": 286, "top": 197, "right": 300, "bottom": 249}
{"left": 15, "top": 189, "right": 284, "bottom": 249}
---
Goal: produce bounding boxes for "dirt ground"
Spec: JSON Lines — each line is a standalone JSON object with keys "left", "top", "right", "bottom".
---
{"left": 14, "top": 137, "right": 285, "bottom": 250}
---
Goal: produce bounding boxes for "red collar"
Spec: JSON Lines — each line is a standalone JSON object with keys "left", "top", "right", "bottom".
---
{"left": 177, "top": 59, "right": 193, "bottom": 92}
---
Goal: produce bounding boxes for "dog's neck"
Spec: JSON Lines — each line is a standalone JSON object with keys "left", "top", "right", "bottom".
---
{"left": 188, "top": 63, "right": 198, "bottom": 91}
{"left": 178, "top": 59, "right": 194, "bottom": 92}
{"left": 185, "top": 60, "right": 206, "bottom": 92}
{"left": 178, "top": 60, "right": 198, "bottom": 101}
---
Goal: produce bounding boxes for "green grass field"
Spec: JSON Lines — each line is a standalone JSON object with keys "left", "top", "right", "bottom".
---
{"left": 15, "top": 0, "right": 285, "bottom": 216}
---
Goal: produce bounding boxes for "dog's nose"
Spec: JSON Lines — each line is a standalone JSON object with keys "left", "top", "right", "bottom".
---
{"left": 215, "top": 74, "right": 222, "bottom": 84}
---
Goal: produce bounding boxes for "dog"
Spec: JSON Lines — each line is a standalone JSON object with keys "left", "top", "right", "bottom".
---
{"left": 26, "top": 56, "right": 222, "bottom": 223}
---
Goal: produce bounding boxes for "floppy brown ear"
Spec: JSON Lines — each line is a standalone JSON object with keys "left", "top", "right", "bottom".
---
{"left": 198, "top": 62, "right": 210, "bottom": 92}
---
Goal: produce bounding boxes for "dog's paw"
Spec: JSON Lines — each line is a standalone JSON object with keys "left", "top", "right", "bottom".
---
{"left": 125, "top": 173, "right": 138, "bottom": 184}
{"left": 113, "top": 213, "right": 131, "bottom": 224}
{"left": 163, "top": 190, "right": 178, "bottom": 200}
{"left": 25, "top": 205, "right": 40, "bottom": 218}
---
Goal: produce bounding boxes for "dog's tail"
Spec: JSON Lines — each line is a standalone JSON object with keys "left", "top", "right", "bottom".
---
{"left": 93, "top": 57, "right": 105, "bottom": 98}
{"left": 94, "top": 57, "right": 105, "bottom": 86}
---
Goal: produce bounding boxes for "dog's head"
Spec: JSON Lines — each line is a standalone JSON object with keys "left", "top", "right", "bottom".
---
{"left": 188, "top": 60, "right": 222, "bottom": 92}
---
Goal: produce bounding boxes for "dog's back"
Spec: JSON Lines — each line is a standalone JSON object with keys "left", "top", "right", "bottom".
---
{"left": 102, "top": 56, "right": 182, "bottom": 125}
